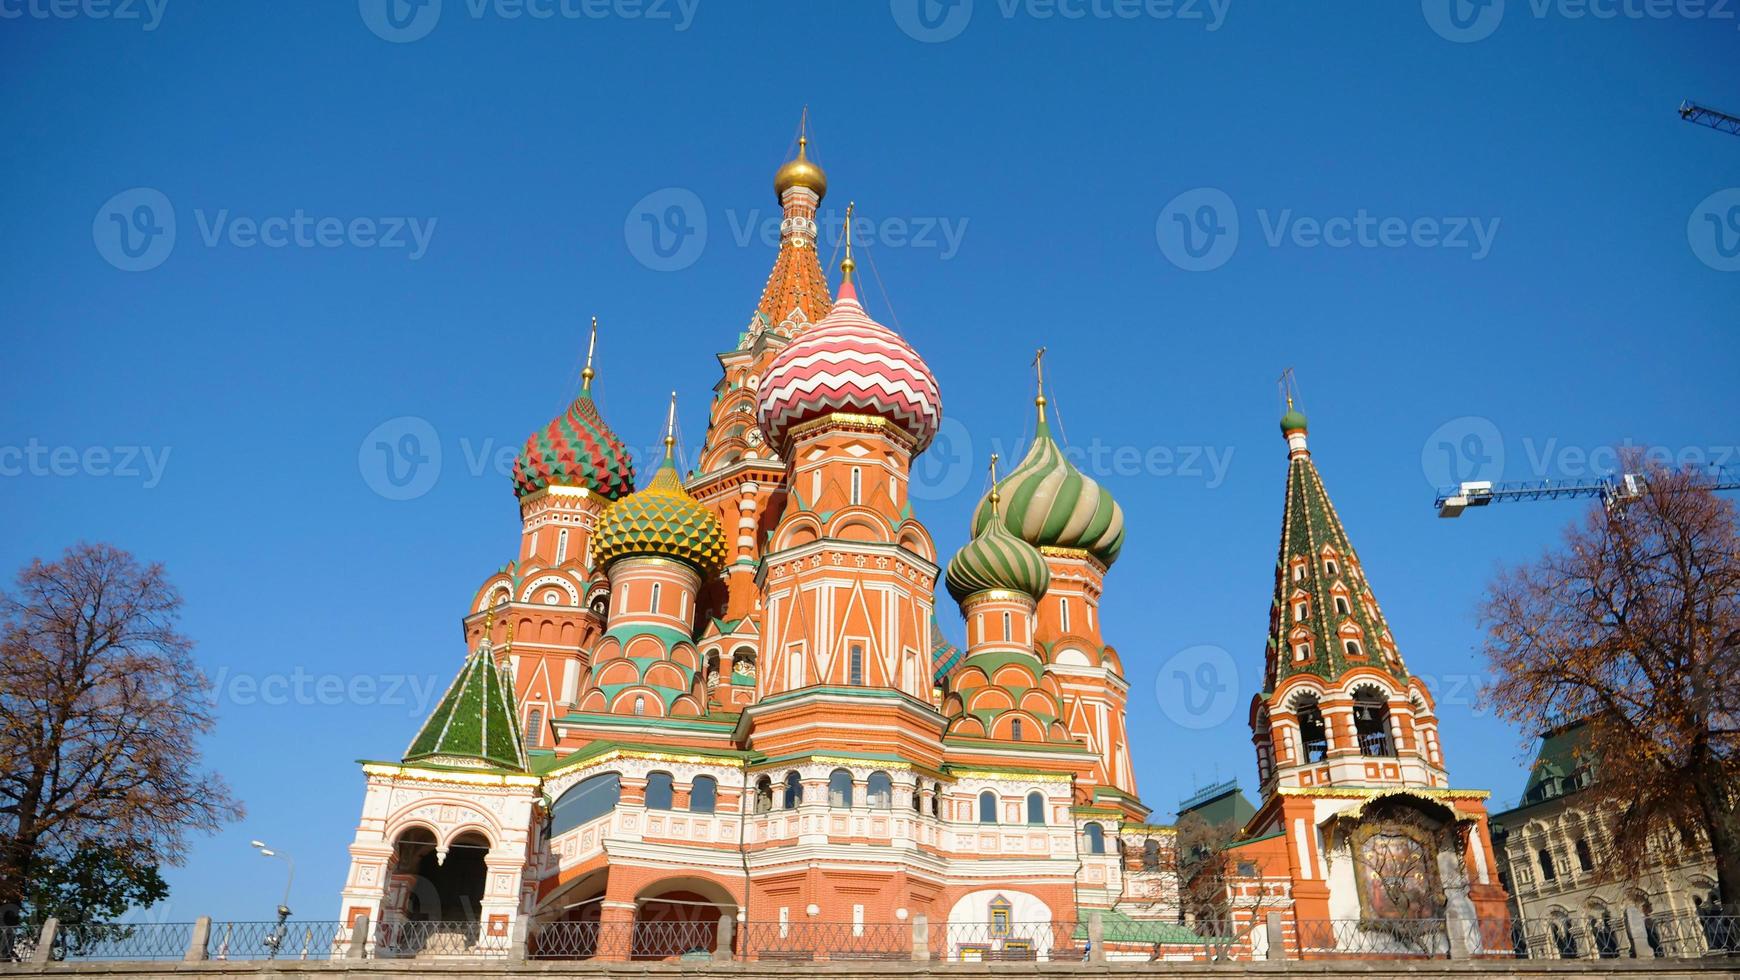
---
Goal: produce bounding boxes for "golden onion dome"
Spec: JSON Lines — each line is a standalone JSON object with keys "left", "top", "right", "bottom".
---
{"left": 774, "top": 136, "right": 827, "bottom": 201}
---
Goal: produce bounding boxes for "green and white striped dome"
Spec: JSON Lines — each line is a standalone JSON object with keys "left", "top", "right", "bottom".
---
{"left": 946, "top": 495, "right": 1051, "bottom": 605}
{"left": 971, "top": 409, "right": 1124, "bottom": 566}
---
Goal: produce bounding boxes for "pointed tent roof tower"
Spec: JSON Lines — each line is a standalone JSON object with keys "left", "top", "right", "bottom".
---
{"left": 404, "top": 603, "right": 528, "bottom": 772}
{"left": 756, "top": 110, "right": 834, "bottom": 328}
{"left": 1267, "top": 379, "right": 1408, "bottom": 687}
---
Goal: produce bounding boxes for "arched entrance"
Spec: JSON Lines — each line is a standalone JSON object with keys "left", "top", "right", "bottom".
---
{"left": 386, "top": 828, "right": 491, "bottom": 955}
{"left": 632, "top": 878, "right": 738, "bottom": 961}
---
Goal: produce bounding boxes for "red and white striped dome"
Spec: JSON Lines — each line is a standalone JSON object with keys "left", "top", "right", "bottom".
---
{"left": 757, "top": 281, "right": 941, "bottom": 453}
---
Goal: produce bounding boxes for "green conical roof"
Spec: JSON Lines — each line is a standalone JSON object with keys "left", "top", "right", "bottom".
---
{"left": 404, "top": 639, "right": 527, "bottom": 772}
{"left": 1268, "top": 420, "right": 1408, "bottom": 688}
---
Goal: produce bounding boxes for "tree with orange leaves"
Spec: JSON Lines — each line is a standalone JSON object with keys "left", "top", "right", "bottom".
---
{"left": 1481, "top": 462, "right": 1740, "bottom": 914}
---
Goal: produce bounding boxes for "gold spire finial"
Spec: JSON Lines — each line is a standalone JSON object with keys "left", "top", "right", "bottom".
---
{"left": 841, "top": 201, "right": 856, "bottom": 281}
{"left": 775, "top": 109, "right": 827, "bottom": 201}
{"left": 664, "top": 390, "right": 678, "bottom": 459}
{"left": 988, "top": 453, "right": 1002, "bottom": 514}
{"left": 1279, "top": 367, "right": 1299, "bottom": 412}
{"left": 1032, "top": 347, "right": 1048, "bottom": 421}
{"left": 582, "top": 315, "right": 598, "bottom": 389}
{"left": 799, "top": 105, "right": 809, "bottom": 157}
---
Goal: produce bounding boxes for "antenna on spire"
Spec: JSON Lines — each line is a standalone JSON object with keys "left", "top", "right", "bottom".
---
{"left": 1278, "top": 366, "right": 1302, "bottom": 413}
{"left": 1032, "top": 347, "right": 1048, "bottom": 422}
{"left": 988, "top": 453, "right": 1002, "bottom": 514}
{"left": 841, "top": 201, "right": 856, "bottom": 282}
{"left": 582, "top": 315, "right": 598, "bottom": 390}
{"left": 664, "top": 391, "right": 678, "bottom": 459}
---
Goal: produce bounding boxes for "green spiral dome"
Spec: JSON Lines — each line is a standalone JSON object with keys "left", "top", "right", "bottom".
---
{"left": 972, "top": 410, "right": 1124, "bottom": 566}
{"left": 946, "top": 496, "right": 1051, "bottom": 605}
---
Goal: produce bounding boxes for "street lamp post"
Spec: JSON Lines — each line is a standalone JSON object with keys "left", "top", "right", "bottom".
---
{"left": 249, "top": 840, "right": 294, "bottom": 958}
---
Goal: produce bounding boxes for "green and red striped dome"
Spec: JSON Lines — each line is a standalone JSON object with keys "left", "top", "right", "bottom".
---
{"left": 511, "top": 387, "right": 636, "bottom": 500}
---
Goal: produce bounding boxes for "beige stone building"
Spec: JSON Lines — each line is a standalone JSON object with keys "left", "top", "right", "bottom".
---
{"left": 1488, "top": 718, "right": 1724, "bottom": 958}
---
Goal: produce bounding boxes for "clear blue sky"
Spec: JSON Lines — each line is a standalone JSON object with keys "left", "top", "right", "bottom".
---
{"left": 2, "top": 1, "right": 1736, "bottom": 924}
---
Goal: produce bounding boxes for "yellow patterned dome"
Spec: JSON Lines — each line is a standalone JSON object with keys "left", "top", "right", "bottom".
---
{"left": 591, "top": 444, "right": 727, "bottom": 576}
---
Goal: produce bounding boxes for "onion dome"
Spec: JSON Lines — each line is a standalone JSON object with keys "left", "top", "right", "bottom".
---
{"left": 946, "top": 485, "right": 1051, "bottom": 605}
{"left": 511, "top": 320, "right": 636, "bottom": 500}
{"left": 774, "top": 134, "right": 827, "bottom": 201}
{"left": 972, "top": 398, "right": 1125, "bottom": 567}
{"left": 1281, "top": 405, "right": 1309, "bottom": 434}
{"left": 591, "top": 423, "right": 727, "bottom": 576}
{"left": 757, "top": 259, "right": 941, "bottom": 453}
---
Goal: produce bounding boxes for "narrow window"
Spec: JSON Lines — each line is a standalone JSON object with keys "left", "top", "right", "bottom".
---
{"left": 1087, "top": 603, "right": 1096, "bottom": 629}
{"left": 1345, "top": 639, "right": 1363, "bottom": 658}
{"left": 930, "top": 782, "right": 941, "bottom": 818}
{"left": 1084, "top": 822, "right": 1105, "bottom": 854}
{"left": 1293, "top": 563, "right": 1305, "bottom": 582}
{"left": 849, "top": 644, "right": 864, "bottom": 686}
{"left": 1294, "top": 642, "right": 1311, "bottom": 662}
{"left": 650, "top": 582, "right": 662, "bottom": 613}
{"left": 783, "top": 771, "right": 803, "bottom": 809}
{"left": 1539, "top": 848, "right": 1557, "bottom": 882}
{"left": 1335, "top": 596, "right": 1350, "bottom": 616}
{"left": 524, "top": 708, "right": 542, "bottom": 750}
{"left": 850, "top": 467, "right": 862, "bottom": 505}
{"left": 1325, "top": 559, "right": 1338, "bottom": 576}
{"left": 1026, "top": 791, "right": 1044, "bottom": 825}
{"left": 829, "top": 769, "right": 854, "bottom": 807}
{"left": 1002, "top": 611, "right": 1012, "bottom": 642}
{"left": 1575, "top": 838, "right": 1594, "bottom": 872}
{"left": 690, "top": 775, "right": 717, "bottom": 814}
{"left": 1060, "top": 598, "right": 1071, "bottom": 632}
{"left": 679, "top": 589, "right": 688, "bottom": 619}
{"left": 1010, "top": 718, "right": 1024, "bottom": 741}
{"left": 556, "top": 529, "right": 569, "bottom": 563}
{"left": 754, "top": 776, "right": 773, "bottom": 814}
{"left": 978, "top": 790, "right": 997, "bottom": 823}
{"left": 1294, "top": 602, "right": 1307, "bottom": 621}
{"left": 633, "top": 695, "right": 646, "bottom": 716}
{"left": 810, "top": 469, "right": 821, "bottom": 503}
{"left": 644, "top": 771, "right": 674, "bottom": 810}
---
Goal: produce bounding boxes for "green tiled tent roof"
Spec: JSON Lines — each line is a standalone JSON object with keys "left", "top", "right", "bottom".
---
{"left": 1268, "top": 415, "right": 1407, "bottom": 686}
{"left": 405, "top": 643, "right": 527, "bottom": 772}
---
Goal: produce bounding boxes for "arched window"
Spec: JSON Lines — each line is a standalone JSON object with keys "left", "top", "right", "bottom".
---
{"left": 783, "top": 771, "right": 803, "bottom": 809}
{"left": 867, "top": 772, "right": 892, "bottom": 808}
{"left": 849, "top": 644, "right": 864, "bottom": 686}
{"left": 1575, "top": 837, "right": 1594, "bottom": 873}
{"left": 1084, "top": 822, "right": 1106, "bottom": 854}
{"left": 978, "top": 790, "right": 997, "bottom": 823}
{"left": 1143, "top": 838, "right": 1161, "bottom": 870}
{"left": 1539, "top": 848, "right": 1557, "bottom": 882}
{"left": 753, "top": 775, "right": 772, "bottom": 814}
{"left": 1345, "top": 639, "right": 1363, "bottom": 658}
{"left": 1010, "top": 718, "right": 1024, "bottom": 741}
{"left": 829, "top": 769, "right": 854, "bottom": 807}
{"left": 556, "top": 529, "right": 569, "bottom": 563}
{"left": 1353, "top": 689, "right": 1392, "bottom": 757}
{"left": 550, "top": 772, "right": 620, "bottom": 837}
{"left": 1324, "top": 558, "right": 1339, "bottom": 576}
{"left": 930, "top": 782, "right": 941, "bottom": 818}
{"left": 850, "top": 467, "right": 862, "bottom": 505}
{"left": 644, "top": 771, "right": 674, "bottom": 811}
{"left": 912, "top": 782, "right": 923, "bottom": 813}
{"left": 633, "top": 695, "right": 646, "bottom": 717}
{"left": 1060, "top": 597, "right": 1071, "bottom": 632}
{"left": 1002, "top": 611, "right": 1012, "bottom": 641}
{"left": 1296, "top": 695, "right": 1328, "bottom": 762}
{"left": 689, "top": 775, "right": 717, "bottom": 814}
{"left": 1334, "top": 596, "right": 1350, "bottom": 616}
{"left": 650, "top": 582, "right": 662, "bottom": 613}
{"left": 1026, "top": 791, "right": 1044, "bottom": 825}
{"left": 524, "top": 708, "right": 542, "bottom": 750}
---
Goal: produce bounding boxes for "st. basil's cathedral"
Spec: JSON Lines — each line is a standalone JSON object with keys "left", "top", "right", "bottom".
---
{"left": 336, "top": 131, "right": 1511, "bottom": 959}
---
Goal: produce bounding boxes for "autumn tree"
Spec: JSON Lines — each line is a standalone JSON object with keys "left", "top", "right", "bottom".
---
{"left": 1481, "top": 462, "right": 1740, "bottom": 914}
{"left": 0, "top": 543, "right": 242, "bottom": 924}
{"left": 1175, "top": 814, "right": 1281, "bottom": 959}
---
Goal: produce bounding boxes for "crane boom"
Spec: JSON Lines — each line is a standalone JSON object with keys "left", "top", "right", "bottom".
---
{"left": 1435, "top": 466, "right": 1740, "bottom": 517}
{"left": 1679, "top": 100, "right": 1740, "bottom": 138}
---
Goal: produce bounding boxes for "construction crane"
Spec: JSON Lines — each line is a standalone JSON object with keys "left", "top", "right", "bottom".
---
{"left": 1435, "top": 466, "right": 1740, "bottom": 518}
{"left": 1678, "top": 100, "right": 1740, "bottom": 138}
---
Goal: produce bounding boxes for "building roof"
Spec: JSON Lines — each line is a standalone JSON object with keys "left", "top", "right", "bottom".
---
{"left": 1492, "top": 717, "right": 1595, "bottom": 821}
{"left": 971, "top": 399, "right": 1124, "bottom": 566}
{"left": 1266, "top": 409, "right": 1408, "bottom": 687}
{"left": 511, "top": 380, "right": 636, "bottom": 501}
{"left": 1176, "top": 779, "right": 1256, "bottom": 829}
{"left": 404, "top": 641, "right": 527, "bottom": 773}
{"left": 945, "top": 487, "right": 1051, "bottom": 604}
{"left": 592, "top": 445, "right": 728, "bottom": 575}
